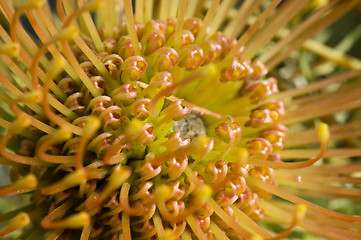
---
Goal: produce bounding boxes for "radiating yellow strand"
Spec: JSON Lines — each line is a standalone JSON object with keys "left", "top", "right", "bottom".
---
{"left": 258, "top": 0, "right": 338, "bottom": 64}
{"left": 172, "top": 0, "right": 188, "bottom": 49}
{"left": 209, "top": 0, "right": 235, "bottom": 35}
{"left": 124, "top": 0, "right": 141, "bottom": 56}
{"left": 265, "top": 0, "right": 360, "bottom": 69}
{"left": 272, "top": 69, "right": 361, "bottom": 100}
{"left": 281, "top": 148, "right": 361, "bottom": 159}
{"left": 195, "top": 0, "right": 220, "bottom": 44}
{"left": 249, "top": 177, "right": 361, "bottom": 222}
{"left": 243, "top": 0, "right": 309, "bottom": 60}
{"left": 229, "top": 205, "right": 272, "bottom": 238}
{"left": 78, "top": 1, "right": 105, "bottom": 53}
{"left": 225, "top": 0, "right": 282, "bottom": 61}
{"left": 185, "top": 215, "right": 207, "bottom": 240}
{"left": 144, "top": 0, "right": 154, "bottom": 22}
{"left": 159, "top": 0, "right": 169, "bottom": 20}
{"left": 73, "top": 36, "right": 118, "bottom": 89}
{"left": 223, "top": 0, "right": 262, "bottom": 38}
{"left": 135, "top": 0, "right": 144, "bottom": 23}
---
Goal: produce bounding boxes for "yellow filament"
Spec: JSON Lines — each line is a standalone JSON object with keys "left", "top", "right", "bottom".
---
{"left": 62, "top": 0, "right": 103, "bottom": 28}
{"left": 86, "top": 166, "right": 131, "bottom": 209}
{"left": 0, "top": 212, "right": 30, "bottom": 237}
{"left": 248, "top": 177, "right": 361, "bottom": 222}
{"left": 41, "top": 200, "right": 73, "bottom": 225}
{"left": 49, "top": 95, "right": 79, "bottom": 120}
{"left": 223, "top": 0, "right": 262, "bottom": 38}
{"left": 61, "top": 40, "right": 100, "bottom": 97}
{"left": 277, "top": 176, "right": 361, "bottom": 198}
{"left": 61, "top": 0, "right": 75, "bottom": 17}
{"left": 185, "top": 215, "right": 207, "bottom": 240}
{"left": 9, "top": 0, "right": 45, "bottom": 42}
{"left": 258, "top": 0, "right": 337, "bottom": 64}
{"left": 260, "top": 201, "right": 360, "bottom": 240}
{"left": 1, "top": 55, "right": 33, "bottom": 89}
{"left": 55, "top": 3, "right": 102, "bottom": 97}
{"left": 243, "top": 0, "right": 309, "bottom": 60}
{"left": 302, "top": 175, "right": 361, "bottom": 184}
{"left": 209, "top": 221, "right": 230, "bottom": 240}
{"left": 206, "top": 197, "right": 253, "bottom": 238}
{"left": 250, "top": 124, "right": 329, "bottom": 169}
{"left": 209, "top": 0, "right": 235, "bottom": 35}
{"left": 229, "top": 205, "right": 272, "bottom": 238}
{"left": 27, "top": 7, "right": 52, "bottom": 40}
{"left": 195, "top": 0, "right": 220, "bottom": 44}
{"left": 0, "top": 72, "right": 22, "bottom": 96}
{"left": 121, "top": 212, "right": 131, "bottom": 240}
{"left": 0, "top": 129, "right": 48, "bottom": 166}
{"left": 185, "top": 0, "right": 199, "bottom": 18}
{"left": 9, "top": 101, "right": 54, "bottom": 134}
{"left": 0, "top": 90, "right": 12, "bottom": 104}
{"left": 172, "top": 0, "right": 188, "bottom": 49}
{"left": 0, "top": 42, "right": 20, "bottom": 56}
{"left": 42, "top": 60, "right": 82, "bottom": 135}
{"left": 273, "top": 69, "right": 361, "bottom": 100}
{"left": 31, "top": 25, "right": 78, "bottom": 88}
{"left": 0, "top": 7, "right": 47, "bottom": 66}
{"left": 153, "top": 212, "right": 166, "bottom": 239}
{"left": 182, "top": 171, "right": 246, "bottom": 237}
{"left": 45, "top": 230, "right": 63, "bottom": 240}
{"left": 25, "top": 12, "right": 69, "bottom": 90}
{"left": 97, "top": 0, "right": 113, "bottom": 38}
{"left": 196, "top": 0, "right": 209, "bottom": 17}
{"left": 120, "top": 182, "right": 146, "bottom": 216}
{"left": 124, "top": 0, "right": 141, "bottom": 56}
{"left": 159, "top": 0, "right": 169, "bottom": 20}
{"left": 42, "top": 212, "right": 90, "bottom": 229}
{"left": 105, "top": 0, "right": 116, "bottom": 30}
{"left": 181, "top": 230, "right": 193, "bottom": 240}
{"left": 226, "top": 0, "right": 282, "bottom": 61}
{"left": 169, "top": 0, "right": 180, "bottom": 18}
{"left": 73, "top": 36, "right": 118, "bottom": 89}
{"left": 0, "top": 174, "right": 37, "bottom": 197}
{"left": 78, "top": 0, "right": 105, "bottom": 52}
{"left": 0, "top": 118, "right": 11, "bottom": 130}
{"left": 40, "top": 169, "right": 87, "bottom": 195}
{"left": 265, "top": 0, "right": 360, "bottom": 70}
{"left": 26, "top": 10, "right": 79, "bottom": 84}
{"left": 282, "top": 148, "right": 361, "bottom": 159}
{"left": 36, "top": 129, "right": 73, "bottom": 164}
{"left": 75, "top": 116, "right": 100, "bottom": 169}
{"left": 304, "top": 37, "right": 361, "bottom": 71}
{"left": 144, "top": 0, "right": 154, "bottom": 22}
{"left": 283, "top": 87, "right": 361, "bottom": 125}
{"left": 80, "top": 221, "right": 92, "bottom": 240}
{"left": 266, "top": 204, "right": 307, "bottom": 240}
{"left": 135, "top": 0, "right": 144, "bottom": 23}
{"left": 290, "top": 202, "right": 361, "bottom": 232}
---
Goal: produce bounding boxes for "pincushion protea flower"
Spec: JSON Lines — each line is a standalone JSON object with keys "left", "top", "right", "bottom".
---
{"left": 0, "top": 0, "right": 361, "bottom": 239}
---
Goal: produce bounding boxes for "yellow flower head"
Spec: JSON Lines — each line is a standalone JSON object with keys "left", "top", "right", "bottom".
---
{"left": 0, "top": 0, "right": 361, "bottom": 239}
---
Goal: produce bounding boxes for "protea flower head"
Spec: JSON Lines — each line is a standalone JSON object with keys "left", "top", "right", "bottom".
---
{"left": 0, "top": 0, "right": 361, "bottom": 239}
